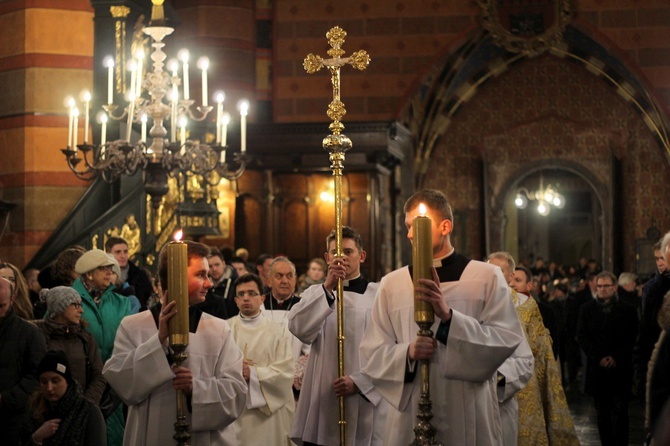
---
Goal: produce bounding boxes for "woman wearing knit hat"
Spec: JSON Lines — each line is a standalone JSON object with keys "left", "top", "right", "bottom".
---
{"left": 71, "top": 249, "right": 131, "bottom": 446}
{"left": 27, "top": 350, "right": 107, "bottom": 446}
{"left": 37, "top": 286, "right": 106, "bottom": 406}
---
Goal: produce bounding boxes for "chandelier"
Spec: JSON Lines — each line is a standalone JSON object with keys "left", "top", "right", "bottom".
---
{"left": 514, "top": 174, "right": 566, "bottom": 216}
{"left": 60, "top": 1, "right": 249, "bottom": 214}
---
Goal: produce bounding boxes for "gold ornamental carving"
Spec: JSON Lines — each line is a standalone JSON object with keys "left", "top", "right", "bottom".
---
{"left": 478, "top": 0, "right": 574, "bottom": 57}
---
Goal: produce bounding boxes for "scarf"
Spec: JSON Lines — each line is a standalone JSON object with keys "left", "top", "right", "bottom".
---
{"left": 43, "top": 383, "right": 92, "bottom": 446}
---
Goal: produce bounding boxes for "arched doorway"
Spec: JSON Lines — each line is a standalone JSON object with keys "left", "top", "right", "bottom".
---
{"left": 502, "top": 168, "right": 603, "bottom": 269}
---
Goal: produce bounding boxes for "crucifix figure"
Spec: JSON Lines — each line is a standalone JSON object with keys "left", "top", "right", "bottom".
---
{"left": 303, "top": 26, "right": 370, "bottom": 446}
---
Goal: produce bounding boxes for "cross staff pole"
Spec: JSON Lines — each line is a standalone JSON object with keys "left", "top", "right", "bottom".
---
{"left": 304, "top": 26, "right": 370, "bottom": 446}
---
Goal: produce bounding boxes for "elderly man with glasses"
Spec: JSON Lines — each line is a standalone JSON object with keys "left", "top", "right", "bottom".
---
{"left": 577, "top": 271, "right": 639, "bottom": 446}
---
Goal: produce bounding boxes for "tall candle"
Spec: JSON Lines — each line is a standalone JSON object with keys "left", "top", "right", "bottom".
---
{"left": 100, "top": 113, "right": 108, "bottom": 146}
{"left": 198, "top": 57, "right": 209, "bottom": 106}
{"left": 135, "top": 50, "right": 144, "bottom": 97}
{"left": 167, "top": 240, "right": 189, "bottom": 346}
{"left": 72, "top": 108, "right": 79, "bottom": 152}
{"left": 238, "top": 100, "right": 249, "bottom": 152}
{"left": 104, "top": 57, "right": 114, "bottom": 105}
{"left": 83, "top": 91, "right": 91, "bottom": 143}
{"left": 170, "top": 89, "right": 178, "bottom": 143}
{"left": 412, "top": 203, "right": 434, "bottom": 323}
{"left": 215, "top": 92, "right": 224, "bottom": 143}
{"left": 67, "top": 97, "right": 75, "bottom": 148}
{"left": 179, "top": 115, "right": 187, "bottom": 148}
{"left": 179, "top": 50, "right": 190, "bottom": 100}
{"left": 141, "top": 113, "right": 147, "bottom": 142}
{"left": 126, "top": 94, "right": 135, "bottom": 142}
{"left": 221, "top": 112, "right": 230, "bottom": 147}
{"left": 128, "top": 60, "right": 137, "bottom": 99}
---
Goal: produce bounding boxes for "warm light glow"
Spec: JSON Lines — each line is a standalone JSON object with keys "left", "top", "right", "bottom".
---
{"left": 514, "top": 193, "right": 528, "bottom": 209}
{"left": 197, "top": 57, "right": 209, "bottom": 71}
{"left": 537, "top": 200, "right": 550, "bottom": 216}
{"left": 141, "top": 113, "right": 148, "bottom": 124}
{"left": 418, "top": 203, "right": 427, "bottom": 216}
{"left": 320, "top": 190, "right": 334, "bottom": 202}
{"left": 238, "top": 99, "right": 250, "bottom": 116}
{"left": 174, "top": 229, "right": 183, "bottom": 242}
{"left": 82, "top": 91, "right": 91, "bottom": 102}
{"left": 103, "top": 56, "right": 114, "bottom": 68}
{"left": 221, "top": 112, "right": 231, "bottom": 125}
{"left": 136, "top": 49, "right": 145, "bottom": 60}
{"left": 553, "top": 194, "right": 566, "bottom": 209}
{"left": 99, "top": 113, "right": 108, "bottom": 124}
{"left": 216, "top": 92, "right": 225, "bottom": 104}
{"left": 66, "top": 97, "right": 75, "bottom": 108}
{"left": 167, "top": 59, "right": 179, "bottom": 75}
{"left": 178, "top": 49, "right": 190, "bottom": 63}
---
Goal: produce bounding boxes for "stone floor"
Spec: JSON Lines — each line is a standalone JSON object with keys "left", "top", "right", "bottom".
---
{"left": 565, "top": 383, "right": 646, "bottom": 445}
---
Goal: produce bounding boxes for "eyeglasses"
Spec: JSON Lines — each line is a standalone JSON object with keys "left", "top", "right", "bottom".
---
{"left": 596, "top": 284, "right": 614, "bottom": 289}
{"left": 236, "top": 290, "right": 260, "bottom": 298}
{"left": 96, "top": 265, "right": 114, "bottom": 272}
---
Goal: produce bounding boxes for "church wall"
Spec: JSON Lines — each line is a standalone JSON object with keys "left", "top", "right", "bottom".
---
{"left": 0, "top": 1, "right": 93, "bottom": 266}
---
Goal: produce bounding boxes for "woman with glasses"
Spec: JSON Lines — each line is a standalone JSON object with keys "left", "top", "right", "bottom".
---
{"left": 71, "top": 249, "right": 131, "bottom": 446}
{"left": 37, "top": 286, "right": 106, "bottom": 405}
{"left": 0, "top": 262, "right": 34, "bottom": 320}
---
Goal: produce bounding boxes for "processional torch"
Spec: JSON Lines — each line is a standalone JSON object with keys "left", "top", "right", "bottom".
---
{"left": 303, "top": 27, "right": 370, "bottom": 446}
{"left": 167, "top": 231, "right": 190, "bottom": 446}
{"left": 412, "top": 204, "right": 442, "bottom": 446}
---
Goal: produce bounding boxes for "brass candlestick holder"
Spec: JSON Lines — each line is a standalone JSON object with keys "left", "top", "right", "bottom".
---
{"left": 304, "top": 26, "right": 370, "bottom": 446}
{"left": 171, "top": 343, "right": 190, "bottom": 446}
{"left": 411, "top": 321, "right": 442, "bottom": 446}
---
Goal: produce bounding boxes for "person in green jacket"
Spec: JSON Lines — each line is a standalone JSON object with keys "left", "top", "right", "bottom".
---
{"left": 72, "top": 249, "right": 131, "bottom": 446}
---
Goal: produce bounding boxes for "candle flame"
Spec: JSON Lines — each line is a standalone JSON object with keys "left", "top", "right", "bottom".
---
{"left": 174, "top": 229, "right": 183, "bottom": 242}
{"left": 419, "top": 203, "right": 427, "bottom": 216}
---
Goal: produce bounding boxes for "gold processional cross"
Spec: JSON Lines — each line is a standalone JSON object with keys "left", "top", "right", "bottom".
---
{"left": 303, "top": 26, "right": 370, "bottom": 446}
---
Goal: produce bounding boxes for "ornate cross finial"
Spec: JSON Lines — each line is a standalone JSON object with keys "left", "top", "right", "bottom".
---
{"left": 304, "top": 27, "right": 370, "bottom": 136}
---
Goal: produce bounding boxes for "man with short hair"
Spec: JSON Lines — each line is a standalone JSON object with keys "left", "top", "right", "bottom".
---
{"left": 577, "top": 271, "right": 638, "bottom": 446}
{"left": 255, "top": 253, "right": 274, "bottom": 293}
{"left": 515, "top": 266, "right": 558, "bottom": 357}
{"left": 0, "top": 277, "right": 47, "bottom": 445}
{"left": 105, "top": 236, "right": 153, "bottom": 310}
{"left": 196, "top": 247, "right": 239, "bottom": 319}
{"left": 103, "top": 241, "right": 247, "bottom": 445}
{"left": 360, "top": 189, "right": 526, "bottom": 445}
{"left": 289, "top": 226, "right": 387, "bottom": 445}
{"left": 228, "top": 273, "right": 295, "bottom": 445}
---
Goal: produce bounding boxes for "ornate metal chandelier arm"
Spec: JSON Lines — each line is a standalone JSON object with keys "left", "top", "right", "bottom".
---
{"left": 102, "top": 103, "right": 128, "bottom": 121}
{"left": 176, "top": 99, "right": 214, "bottom": 122}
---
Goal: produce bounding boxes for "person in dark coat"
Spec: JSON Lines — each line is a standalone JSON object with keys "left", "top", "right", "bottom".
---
{"left": 27, "top": 350, "right": 106, "bottom": 446}
{"left": 0, "top": 277, "right": 47, "bottom": 445}
{"left": 195, "top": 247, "right": 239, "bottom": 319}
{"left": 577, "top": 271, "right": 639, "bottom": 446}
{"left": 105, "top": 237, "right": 153, "bottom": 310}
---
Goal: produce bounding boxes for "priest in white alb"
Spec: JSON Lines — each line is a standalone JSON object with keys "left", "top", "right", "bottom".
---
{"left": 228, "top": 273, "right": 295, "bottom": 445}
{"left": 360, "top": 189, "right": 526, "bottom": 446}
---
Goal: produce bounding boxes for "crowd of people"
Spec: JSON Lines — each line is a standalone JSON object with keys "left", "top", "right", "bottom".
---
{"left": 0, "top": 189, "right": 669, "bottom": 445}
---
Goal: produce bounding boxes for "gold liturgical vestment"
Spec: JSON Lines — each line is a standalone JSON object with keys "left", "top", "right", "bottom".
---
{"left": 514, "top": 294, "right": 580, "bottom": 445}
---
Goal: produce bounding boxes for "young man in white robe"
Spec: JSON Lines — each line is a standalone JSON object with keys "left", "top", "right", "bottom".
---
{"left": 228, "top": 273, "right": 295, "bottom": 445}
{"left": 103, "top": 241, "right": 247, "bottom": 446}
{"left": 360, "top": 189, "right": 527, "bottom": 446}
{"left": 288, "top": 226, "right": 387, "bottom": 446}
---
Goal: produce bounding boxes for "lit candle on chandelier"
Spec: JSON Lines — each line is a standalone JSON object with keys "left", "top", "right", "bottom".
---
{"left": 135, "top": 50, "right": 145, "bottom": 97}
{"left": 104, "top": 56, "right": 114, "bottom": 105}
{"left": 100, "top": 113, "right": 108, "bottom": 146}
{"left": 167, "top": 230, "right": 189, "bottom": 346}
{"left": 215, "top": 91, "right": 224, "bottom": 144}
{"left": 72, "top": 107, "right": 79, "bottom": 152}
{"left": 141, "top": 113, "right": 148, "bottom": 142}
{"left": 238, "top": 100, "right": 249, "bottom": 153}
{"left": 178, "top": 49, "right": 190, "bottom": 100}
{"left": 197, "top": 57, "right": 209, "bottom": 106}
{"left": 221, "top": 112, "right": 230, "bottom": 148}
{"left": 82, "top": 91, "right": 91, "bottom": 143}
{"left": 412, "top": 203, "right": 434, "bottom": 323}
{"left": 66, "top": 97, "right": 75, "bottom": 149}
{"left": 179, "top": 115, "right": 187, "bottom": 149}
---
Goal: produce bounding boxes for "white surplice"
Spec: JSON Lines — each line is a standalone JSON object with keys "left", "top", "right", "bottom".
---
{"left": 496, "top": 289, "right": 535, "bottom": 446}
{"left": 228, "top": 313, "right": 295, "bottom": 446}
{"left": 102, "top": 310, "right": 247, "bottom": 446}
{"left": 360, "top": 259, "right": 525, "bottom": 446}
{"left": 288, "top": 279, "right": 387, "bottom": 446}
